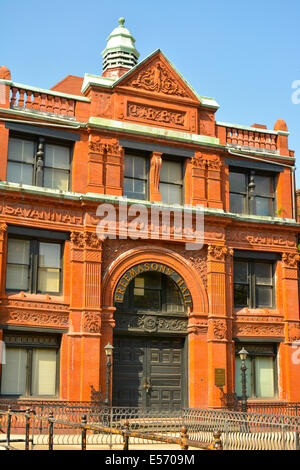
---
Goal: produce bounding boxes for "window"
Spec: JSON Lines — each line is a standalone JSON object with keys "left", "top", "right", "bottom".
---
{"left": 124, "top": 154, "right": 148, "bottom": 200}
{"left": 229, "top": 169, "right": 275, "bottom": 216}
{"left": 6, "top": 237, "right": 63, "bottom": 295}
{"left": 159, "top": 158, "right": 183, "bottom": 205}
{"left": 234, "top": 259, "right": 275, "bottom": 308}
{"left": 118, "top": 272, "right": 184, "bottom": 313}
{"left": 1, "top": 332, "right": 59, "bottom": 397}
{"left": 7, "top": 136, "right": 71, "bottom": 191}
{"left": 235, "top": 344, "right": 277, "bottom": 399}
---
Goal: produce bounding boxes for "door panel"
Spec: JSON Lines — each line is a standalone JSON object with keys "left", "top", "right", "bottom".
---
{"left": 113, "top": 336, "right": 185, "bottom": 409}
{"left": 112, "top": 337, "right": 146, "bottom": 407}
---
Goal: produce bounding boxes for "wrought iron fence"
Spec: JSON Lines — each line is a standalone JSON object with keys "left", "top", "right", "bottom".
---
{"left": 1, "top": 404, "right": 300, "bottom": 450}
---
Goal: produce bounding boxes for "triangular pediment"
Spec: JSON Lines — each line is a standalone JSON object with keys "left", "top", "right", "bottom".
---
{"left": 114, "top": 50, "right": 201, "bottom": 102}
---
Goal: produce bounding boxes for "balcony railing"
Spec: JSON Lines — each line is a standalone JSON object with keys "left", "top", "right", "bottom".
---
{"left": 5, "top": 81, "right": 90, "bottom": 120}
{"left": 225, "top": 126, "right": 277, "bottom": 150}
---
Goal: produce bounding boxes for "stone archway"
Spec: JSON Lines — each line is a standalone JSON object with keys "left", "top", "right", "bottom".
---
{"left": 101, "top": 245, "right": 208, "bottom": 408}
{"left": 102, "top": 245, "right": 208, "bottom": 315}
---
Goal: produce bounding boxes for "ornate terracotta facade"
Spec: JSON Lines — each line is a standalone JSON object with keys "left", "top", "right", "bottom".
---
{"left": 0, "top": 23, "right": 299, "bottom": 409}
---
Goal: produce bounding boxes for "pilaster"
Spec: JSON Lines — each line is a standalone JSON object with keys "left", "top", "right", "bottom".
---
{"left": 66, "top": 230, "right": 103, "bottom": 401}
{"left": 207, "top": 244, "right": 232, "bottom": 408}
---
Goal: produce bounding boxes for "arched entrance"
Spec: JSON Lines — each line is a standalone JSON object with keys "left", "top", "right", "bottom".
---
{"left": 101, "top": 246, "right": 209, "bottom": 409}
{"left": 112, "top": 263, "right": 190, "bottom": 409}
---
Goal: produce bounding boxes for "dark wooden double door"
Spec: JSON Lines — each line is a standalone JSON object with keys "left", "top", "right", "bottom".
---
{"left": 112, "top": 336, "right": 186, "bottom": 409}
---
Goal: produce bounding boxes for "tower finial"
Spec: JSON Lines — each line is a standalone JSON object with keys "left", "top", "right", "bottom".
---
{"left": 101, "top": 18, "right": 139, "bottom": 77}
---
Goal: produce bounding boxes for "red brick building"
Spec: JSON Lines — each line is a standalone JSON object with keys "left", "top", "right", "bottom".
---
{"left": 0, "top": 18, "right": 299, "bottom": 410}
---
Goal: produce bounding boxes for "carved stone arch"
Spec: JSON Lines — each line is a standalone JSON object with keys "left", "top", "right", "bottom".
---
{"left": 102, "top": 245, "right": 208, "bottom": 315}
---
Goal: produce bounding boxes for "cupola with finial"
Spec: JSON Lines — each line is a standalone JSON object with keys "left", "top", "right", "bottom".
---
{"left": 101, "top": 17, "right": 140, "bottom": 78}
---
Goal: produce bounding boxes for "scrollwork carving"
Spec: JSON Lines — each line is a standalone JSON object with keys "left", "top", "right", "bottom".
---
{"left": 129, "top": 61, "right": 189, "bottom": 98}
{"left": 83, "top": 312, "right": 101, "bottom": 334}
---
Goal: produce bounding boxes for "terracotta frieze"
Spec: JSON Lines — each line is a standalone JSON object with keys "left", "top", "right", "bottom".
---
{"left": 127, "top": 101, "right": 186, "bottom": 127}
{"left": 227, "top": 230, "right": 297, "bottom": 249}
{"left": 0, "top": 201, "right": 83, "bottom": 226}
{"left": 233, "top": 323, "right": 284, "bottom": 337}
{"left": 1, "top": 299, "right": 69, "bottom": 329}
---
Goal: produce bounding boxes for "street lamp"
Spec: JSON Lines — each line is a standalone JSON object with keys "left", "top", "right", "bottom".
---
{"left": 104, "top": 342, "right": 114, "bottom": 406}
{"left": 238, "top": 347, "right": 249, "bottom": 413}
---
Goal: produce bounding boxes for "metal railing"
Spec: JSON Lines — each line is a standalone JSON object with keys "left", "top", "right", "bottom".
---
{"left": 1, "top": 405, "right": 300, "bottom": 450}
{"left": 0, "top": 408, "right": 220, "bottom": 451}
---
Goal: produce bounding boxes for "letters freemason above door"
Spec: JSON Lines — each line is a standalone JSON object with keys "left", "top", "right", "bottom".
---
{"left": 112, "top": 336, "right": 185, "bottom": 409}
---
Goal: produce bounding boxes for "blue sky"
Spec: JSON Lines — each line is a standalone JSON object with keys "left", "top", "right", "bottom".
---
{"left": 1, "top": 0, "right": 300, "bottom": 186}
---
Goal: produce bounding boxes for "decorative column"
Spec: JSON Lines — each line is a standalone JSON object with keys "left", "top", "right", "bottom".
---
{"left": 207, "top": 245, "right": 230, "bottom": 408}
{"left": 66, "top": 231, "right": 102, "bottom": 402}
{"left": 281, "top": 251, "right": 300, "bottom": 402}
{"left": 149, "top": 152, "right": 162, "bottom": 202}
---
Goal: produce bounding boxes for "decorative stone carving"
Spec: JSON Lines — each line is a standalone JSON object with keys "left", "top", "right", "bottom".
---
{"left": 192, "top": 156, "right": 222, "bottom": 170}
{"left": 282, "top": 252, "right": 299, "bottom": 268}
{"left": 88, "top": 136, "right": 121, "bottom": 156}
{"left": 71, "top": 231, "right": 103, "bottom": 249}
{"left": 6, "top": 310, "right": 69, "bottom": 328}
{"left": 84, "top": 232, "right": 103, "bottom": 249}
{"left": 83, "top": 312, "right": 101, "bottom": 334}
{"left": 150, "top": 152, "right": 162, "bottom": 194}
{"left": 227, "top": 230, "right": 297, "bottom": 249}
{"left": 211, "top": 319, "right": 227, "bottom": 340}
{"left": 127, "top": 102, "right": 186, "bottom": 126}
{"left": 70, "top": 231, "right": 85, "bottom": 248}
{"left": 115, "top": 313, "right": 187, "bottom": 334}
{"left": 208, "top": 245, "right": 229, "bottom": 261}
{"left": 233, "top": 323, "right": 284, "bottom": 337}
{"left": 129, "top": 60, "right": 189, "bottom": 98}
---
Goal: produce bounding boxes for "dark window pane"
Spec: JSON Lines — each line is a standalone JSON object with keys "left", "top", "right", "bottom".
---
{"left": 124, "top": 155, "right": 134, "bottom": 178}
{"left": 44, "top": 168, "right": 69, "bottom": 191}
{"left": 8, "top": 138, "right": 34, "bottom": 163}
{"left": 230, "top": 193, "right": 246, "bottom": 214}
{"left": 133, "top": 289, "right": 160, "bottom": 310}
{"left": 124, "top": 177, "right": 133, "bottom": 193}
{"left": 234, "top": 284, "right": 249, "bottom": 307}
{"left": 44, "top": 144, "right": 69, "bottom": 170}
{"left": 159, "top": 182, "right": 182, "bottom": 205}
{"left": 125, "top": 155, "right": 146, "bottom": 179}
{"left": 160, "top": 160, "right": 182, "bottom": 184}
{"left": 255, "top": 197, "right": 273, "bottom": 216}
{"left": 254, "top": 175, "right": 274, "bottom": 196}
{"left": 133, "top": 156, "right": 146, "bottom": 179}
{"left": 133, "top": 179, "right": 146, "bottom": 196}
{"left": 234, "top": 261, "right": 248, "bottom": 283}
{"left": 6, "top": 239, "right": 30, "bottom": 291}
{"left": 229, "top": 172, "right": 247, "bottom": 193}
{"left": 163, "top": 277, "right": 184, "bottom": 312}
{"left": 7, "top": 162, "right": 33, "bottom": 185}
{"left": 255, "top": 263, "right": 272, "bottom": 285}
{"left": 256, "top": 286, "right": 273, "bottom": 307}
